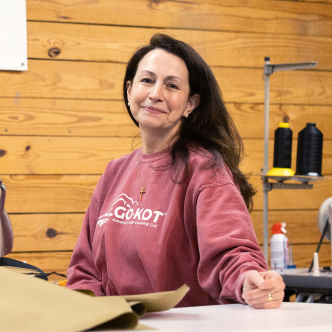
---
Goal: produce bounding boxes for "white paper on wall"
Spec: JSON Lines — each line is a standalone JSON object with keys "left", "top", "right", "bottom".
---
{"left": 0, "top": 0, "right": 27, "bottom": 71}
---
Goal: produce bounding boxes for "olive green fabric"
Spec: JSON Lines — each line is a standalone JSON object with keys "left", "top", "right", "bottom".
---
{"left": 0, "top": 267, "right": 189, "bottom": 331}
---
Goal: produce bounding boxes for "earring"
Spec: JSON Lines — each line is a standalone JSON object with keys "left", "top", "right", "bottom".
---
{"left": 127, "top": 102, "right": 130, "bottom": 106}
{"left": 185, "top": 114, "right": 188, "bottom": 118}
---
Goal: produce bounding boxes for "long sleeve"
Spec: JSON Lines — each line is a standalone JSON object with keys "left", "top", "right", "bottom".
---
{"left": 196, "top": 182, "right": 268, "bottom": 304}
{"left": 66, "top": 195, "right": 105, "bottom": 296}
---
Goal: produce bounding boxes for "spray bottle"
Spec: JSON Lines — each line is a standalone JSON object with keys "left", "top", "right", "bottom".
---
{"left": 270, "top": 222, "right": 289, "bottom": 269}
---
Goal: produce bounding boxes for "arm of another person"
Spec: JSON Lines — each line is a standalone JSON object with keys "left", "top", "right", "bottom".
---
{"left": 66, "top": 195, "right": 105, "bottom": 296}
{"left": 196, "top": 182, "right": 284, "bottom": 308}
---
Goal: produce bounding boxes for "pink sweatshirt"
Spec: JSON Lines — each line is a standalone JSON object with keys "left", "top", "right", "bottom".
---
{"left": 66, "top": 148, "right": 268, "bottom": 307}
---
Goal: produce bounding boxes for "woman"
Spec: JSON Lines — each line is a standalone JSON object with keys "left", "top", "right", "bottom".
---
{"left": 66, "top": 34, "right": 285, "bottom": 309}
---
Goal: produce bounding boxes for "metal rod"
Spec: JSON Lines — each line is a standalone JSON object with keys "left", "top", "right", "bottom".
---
{"left": 263, "top": 57, "right": 270, "bottom": 176}
{"left": 263, "top": 57, "right": 271, "bottom": 263}
{"left": 268, "top": 62, "right": 317, "bottom": 73}
{"left": 329, "top": 204, "right": 332, "bottom": 270}
{"left": 263, "top": 178, "right": 269, "bottom": 262}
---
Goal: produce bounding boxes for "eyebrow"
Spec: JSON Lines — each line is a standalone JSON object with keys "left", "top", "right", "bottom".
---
{"left": 139, "top": 70, "right": 184, "bottom": 82}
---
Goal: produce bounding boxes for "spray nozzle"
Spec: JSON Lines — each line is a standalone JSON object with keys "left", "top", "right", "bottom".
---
{"left": 272, "top": 222, "right": 287, "bottom": 234}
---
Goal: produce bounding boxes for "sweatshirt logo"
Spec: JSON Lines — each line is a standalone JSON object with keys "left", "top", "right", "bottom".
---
{"left": 97, "top": 193, "right": 164, "bottom": 228}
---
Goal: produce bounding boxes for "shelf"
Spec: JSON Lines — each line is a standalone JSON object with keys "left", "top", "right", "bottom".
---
{"left": 258, "top": 175, "right": 331, "bottom": 192}
{"left": 261, "top": 174, "right": 327, "bottom": 183}
{"left": 261, "top": 58, "right": 319, "bottom": 262}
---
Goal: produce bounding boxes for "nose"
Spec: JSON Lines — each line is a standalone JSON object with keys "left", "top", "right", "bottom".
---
{"left": 148, "top": 82, "right": 164, "bottom": 102}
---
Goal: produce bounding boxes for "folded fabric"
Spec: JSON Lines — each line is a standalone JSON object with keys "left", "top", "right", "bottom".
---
{"left": 0, "top": 267, "right": 189, "bottom": 331}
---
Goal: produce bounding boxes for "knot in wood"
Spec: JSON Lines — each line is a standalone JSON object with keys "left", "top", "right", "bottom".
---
{"left": 46, "top": 228, "right": 57, "bottom": 238}
{"left": 48, "top": 47, "right": 61, "bottom": 58}
{"left": 283, "top": 115, "right": 290, "bottom": 123}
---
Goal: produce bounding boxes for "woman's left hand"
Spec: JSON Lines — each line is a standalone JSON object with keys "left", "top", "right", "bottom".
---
{"left": 242, "top": 270, "right": 285, "bottom": 309}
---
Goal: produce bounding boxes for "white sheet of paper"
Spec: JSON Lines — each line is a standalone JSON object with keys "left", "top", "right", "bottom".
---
{"left": 0, "top": 0, "right": 28, "bottom": 71}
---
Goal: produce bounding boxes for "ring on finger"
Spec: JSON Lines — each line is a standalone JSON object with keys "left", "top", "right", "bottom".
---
{"left": 268, "top": 294, "right": 273, "bottom": 302}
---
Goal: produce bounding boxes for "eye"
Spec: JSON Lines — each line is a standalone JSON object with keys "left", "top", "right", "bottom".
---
{"left": 167, "top": 83, "right": 179, "bottom": 90}
{"left": 140, "top": 78, "right": 153, "bottom": 84}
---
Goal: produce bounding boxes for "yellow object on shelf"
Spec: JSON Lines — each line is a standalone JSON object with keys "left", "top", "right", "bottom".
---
{"left": 267, "top": 167, "right": 295, "bottom": 177}
{"left": 278, "top": 122, "right": 290, "bottom": 128}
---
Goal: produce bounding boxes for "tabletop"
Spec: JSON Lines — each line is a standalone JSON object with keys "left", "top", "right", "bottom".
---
{"left": 106, "top": 302, "right": 332, "bottom": 332}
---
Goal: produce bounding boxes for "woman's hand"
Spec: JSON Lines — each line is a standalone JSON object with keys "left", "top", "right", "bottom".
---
{"left": 242, "top": 270, "right": 285, "bottom": 309}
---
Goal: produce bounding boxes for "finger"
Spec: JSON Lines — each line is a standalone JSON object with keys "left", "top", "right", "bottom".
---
{"left": 258, "top": 272, "right": 285, "bottom": 291}
{"left": 250, "top": 290, "right": 285, "bottom": 305}
{"left": 252, "top": 293, "right": 284, "bottom": 309}
{"left": 250, "top": 300, "right": 283, "bottom": 309}
{"left": 245, "top": 291, "right": 284, "bottom": 309}
{"left": 243, "top": 270, "right": 266, "bottom": 290}
{"left": 243, "top": 288, "right": 285, "bottom": 306}
{"left": 263, "top": 279, "right": 285, "bottom": 295}
{"left": 243, "top": 288, "right": 270, "bottom": 303}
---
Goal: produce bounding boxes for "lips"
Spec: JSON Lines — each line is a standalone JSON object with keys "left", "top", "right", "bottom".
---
{"left": 143, "top": 106, "right": 166, "bottom": 114}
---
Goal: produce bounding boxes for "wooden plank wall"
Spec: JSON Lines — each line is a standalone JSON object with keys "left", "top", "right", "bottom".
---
{"left": 1, "top": 0, "right": 332, "bottom": 280}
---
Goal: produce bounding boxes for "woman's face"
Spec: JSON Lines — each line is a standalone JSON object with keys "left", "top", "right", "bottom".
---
{"left": 127, "top": 49, "right": 199, "bottom": 140}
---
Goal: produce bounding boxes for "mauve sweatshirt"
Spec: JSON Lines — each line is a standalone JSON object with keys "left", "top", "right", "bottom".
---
{"left": 66, "top": 148, "right": 267, "bottom": 307}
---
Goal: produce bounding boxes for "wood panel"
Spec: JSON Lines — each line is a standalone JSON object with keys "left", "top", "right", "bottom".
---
{"left": 1, "top": 136, "right": 331, "bottom": 175}
{"left": 1, "top": 61, "right": 331, "bottom": 104}
{"left": 0, "top": 60, "right": 123, "bottom": 100}
{"left": 9, "top": 213, "right": 83, "bottom": 252}
{"left": 0, "top": 136, "right": 133, "bottom": 174}
{"left": 231, "top": 104, "right": 332, "bottom": 141}
{"left": 27, "top": 22, "right": 332, "bottom": 70}
{"left": 1, "top": 174, "right": 331, "bottom": 213}
{"left": 298, "top": 0, "right": 332, "bottom": 4}
{"left": 26, "top": 0, "right": 332, "bottom": 37}
{"left": 0, "top": 98, "right": 137, "bottom": 137}
{"left": 6, "top": 243, "right": 330, "bottom": 278}
{"left": 8, "top": 210, "right": 325, "bottom": 252}
{"left": 1, "top": 98, "right": 331, "bottom": 140}
{"left": 1, "top": 175, "right": 99, "bottom": 213}
{"left": 251, "top": 210, "right": 326, "bottom": 245}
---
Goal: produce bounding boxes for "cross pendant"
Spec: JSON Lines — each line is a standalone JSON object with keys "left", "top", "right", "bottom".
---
{"left": 140, "top": 188, "right": 146, "bottom": 200}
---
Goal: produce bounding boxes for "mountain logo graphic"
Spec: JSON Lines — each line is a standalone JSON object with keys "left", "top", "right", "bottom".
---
{"left": 97, "top": 193, "right": 164, "bottom": 227}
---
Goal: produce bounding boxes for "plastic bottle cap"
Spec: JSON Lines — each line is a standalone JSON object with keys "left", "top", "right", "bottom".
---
{"left": 272, "top": 223, "right": 287, "bottom": 234}
{"left": 279, "top": 123, "right": 290, "bottom": 128}
{"left": 287, "top": 264, "right": 296, "bottom": 269}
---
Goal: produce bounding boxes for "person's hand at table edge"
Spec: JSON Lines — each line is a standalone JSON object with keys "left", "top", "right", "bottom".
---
{"left": 242, "top": 270, "right": 285, "bottom": 309}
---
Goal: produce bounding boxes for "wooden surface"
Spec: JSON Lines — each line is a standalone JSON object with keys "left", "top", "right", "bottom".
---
{"left": 1, "top": 0, "right": 331, "bottom": 279}
{"left": 26, "top": 22, "right": 332, "bottom": 70}
{"left": 26, "top": 0, "right": 332, "bottom": 37}
{"left": 1, "top": 61, "right": 332, "bottom": 103}
{"left": 1, "top": 98, "right": 331, "bottom": 139}
{"left": 0, "top": 137, "right": 331, "bottom": 175}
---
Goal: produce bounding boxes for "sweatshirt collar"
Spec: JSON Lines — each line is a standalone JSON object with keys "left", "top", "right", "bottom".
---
{"left": 136, "top": 147, "right": 171, "bottom": 164}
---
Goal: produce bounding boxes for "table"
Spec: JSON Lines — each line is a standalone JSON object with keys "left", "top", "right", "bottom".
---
{"left": 107, "top": 302, "right": 332, "bottom": 332}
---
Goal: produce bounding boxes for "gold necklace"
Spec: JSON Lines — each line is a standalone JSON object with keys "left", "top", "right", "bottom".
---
{"left": 137, "top": 149, "right": 167, "bottom": 200}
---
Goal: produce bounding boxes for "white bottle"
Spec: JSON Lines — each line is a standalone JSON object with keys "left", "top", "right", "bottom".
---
{"left": 270, "top": 222, "right": 289, "bottom": 270}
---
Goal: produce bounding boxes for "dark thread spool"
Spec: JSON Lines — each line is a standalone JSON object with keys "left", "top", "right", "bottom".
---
{"left": 296, "top": 123, "right": 323, "bottom": 176}
{"left": 273, "top": 123, "right": 293, "bottom": 168}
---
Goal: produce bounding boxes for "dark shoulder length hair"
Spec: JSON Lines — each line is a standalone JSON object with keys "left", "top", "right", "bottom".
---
{"left": 122, "top": 34, "right": 256, "bottom": 211}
